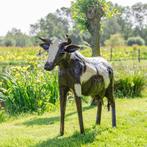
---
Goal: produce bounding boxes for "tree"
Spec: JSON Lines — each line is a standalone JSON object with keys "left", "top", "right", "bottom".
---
{"left": 116, "top": 6, "right": 133, "bottom": 40}
{"left": 141, "top": 26, "right": 147, "bottom": 45}
{"left": 71, "top": 0, "right": 117, "bottom": 56}
{"left": 30, "top": 8, "right": 70, "bottom": 39}
{"left": 101, "top": 16, "right": 121, "bottom": 45}
{"left": 0, "top": 37, "right": 4, "bottom": 46}
{"left": 56, "top": 7, "right": 71, "bottom": 22}
{"left": 4, "top": 38, "right": 15, "bottom": 47}
{"left": 131, "top": 3, "right": 147, "bottom": 44}
{"left": 5, "top": 28, "right": 32, "bottom": 47}
{"left": 132, "top": 3, "right": 147, "bottom": 29}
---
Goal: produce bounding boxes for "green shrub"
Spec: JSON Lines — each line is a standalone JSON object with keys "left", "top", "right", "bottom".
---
{"left": 0, "top": 110, "right": 8, "bottom": 123}
{"left": 127, "top": 37, "right": 145, "bottom": 46}
{"left": 0, "top": 65, "right": 59, "bottom": 114}
{"left": 105, "top": 34, "right": 125, "bottom": 47}
{"left": 4, "top": 38, "right": 15, "bottom": 47}
{"left": 0, "top": 61, "right": 146, "bottom": 115}
{"left": 114, "top": 72, "right": 145, "bottom": 98}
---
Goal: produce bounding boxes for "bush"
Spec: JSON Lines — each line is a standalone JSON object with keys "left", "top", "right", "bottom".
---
{"left": 4, "top": 38, "right": 15, "bottom": 47}
{"left": 114, "top": 72, "right": 145, "bottom": 98}
{"left": 127, "top": 37, "right": 145, "bottom": 46}
{"left": 0, "top": 64, "right": 59, "bottom": 114}
{"left": 0, "top": 110, "right": 8, "bottom": 123}
{"left": 0, "top": 37, "right": 4, "bottom": 46}
{"left": 105, "top": 34, "right": 125, "bottom": 47}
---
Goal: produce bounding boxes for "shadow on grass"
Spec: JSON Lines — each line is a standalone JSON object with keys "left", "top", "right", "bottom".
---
{"left": 35, "top": 127, "right": 106, "bottom": 147}
{"left": 23, "top": 105, "right": 95, "bottom": 126}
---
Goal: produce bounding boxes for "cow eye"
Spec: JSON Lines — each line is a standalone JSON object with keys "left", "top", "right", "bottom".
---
{"left": 60, "top": 52, "right": 65, "bottom": 54}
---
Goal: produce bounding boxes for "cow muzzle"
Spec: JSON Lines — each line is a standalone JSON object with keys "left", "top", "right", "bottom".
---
{"left": 44, "top": 62, "right": 54, "bottom": 71}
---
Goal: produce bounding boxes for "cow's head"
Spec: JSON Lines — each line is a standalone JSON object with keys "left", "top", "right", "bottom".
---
{"left": 39, "top": 35, "right": 80, "bottom": 71}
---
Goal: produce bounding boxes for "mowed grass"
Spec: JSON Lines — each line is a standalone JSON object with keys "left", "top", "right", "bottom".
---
{"left": 0, "top": 98, "right": 147, "bottom": 147}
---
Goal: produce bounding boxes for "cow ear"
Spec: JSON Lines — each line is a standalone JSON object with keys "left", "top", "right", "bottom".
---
{"left": 64, "top": 45, "right": 80, "bottom": 53}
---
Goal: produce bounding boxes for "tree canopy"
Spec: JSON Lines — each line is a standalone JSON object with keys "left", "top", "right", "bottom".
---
{"left": 71, "top": 0, "right": 118, "bottom": 56}
{"left": 71, "top": 0, "right": 117, "bottom": 31}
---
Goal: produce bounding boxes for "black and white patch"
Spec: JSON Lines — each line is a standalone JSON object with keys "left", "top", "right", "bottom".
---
{"left": 47, "top": 39, "right": 60, "bottom": 63}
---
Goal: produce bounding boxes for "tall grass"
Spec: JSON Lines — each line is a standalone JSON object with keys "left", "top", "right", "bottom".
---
{"left": 114, "top": 72, "right": 145, "bottom": 98}
{"left": 0, "top": 110, "right": 9, "bottom": 123}
{"left": 0, "top": 64, "right": 59, "bottom": 114}
{"left": 0, "top": 63, "right": 146, "bottom": 114}
{"left": 0, "top": 46, "right": 146, "bottom": 114}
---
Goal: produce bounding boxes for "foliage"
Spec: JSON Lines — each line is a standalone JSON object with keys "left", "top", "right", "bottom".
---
{"left": 71, "top": 0, "right": 117, "bottom": 31}
{"left": 127, "top": 36, "right": 145, "bottom": 46}
{"left": 0, "top": 37, "right": 4, "bottom": 46}
{"left": 114, "top": 72, "right": 145, "bottom": 98}
{"left": 131, "top": 2, "right": 147, "bottom": 28}
{"left": 0, "top": 46, "right": 147, "bottom": 114}
{"left": 0, "top": 110, "right": 9, "bottom": 123}
{"left": 4, "top": 28, "right": 33, "bottom": 47}
{"left": 105, "top": 33, "right": 125, "bottom": 47}
{"left": 0, "top": 47, "right": 40, "bottom": 63}
{"left": 4, "top": 38, "right": 16, "bottom": 47}
{"left": 101, "top": 16, "right": 122, "bottom": 45}
{"left": 30, "top": 11, "right": 69, "bottom": 39}
{"left": 101, "top": 3, "right": 147, "bottom": 45}
{"left": 71, "top": 0, "right": 118, "bottom": 56}
{"left": 0, "top": 65, "right": 59, "bottom": 114}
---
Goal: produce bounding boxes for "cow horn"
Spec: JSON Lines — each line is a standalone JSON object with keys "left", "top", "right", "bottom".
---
{"left": 60, "top": 34, "right": 72, "bottom": 48}
{"left": 38, "top": 37, "right": 52, "bottom": 44}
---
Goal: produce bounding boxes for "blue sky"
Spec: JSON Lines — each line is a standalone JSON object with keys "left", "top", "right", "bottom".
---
{"left": 0, "top": 0, "right": 146, "bottom": 36}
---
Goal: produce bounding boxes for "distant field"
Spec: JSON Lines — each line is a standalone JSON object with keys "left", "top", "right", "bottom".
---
{"left": 0, "top": 47, "right": 40, "bottom": 63}
{"left": 0, "top": 98, "right": 147, "bottom": 147}
{"left": 1, "top": 46, "right": 147, "bottom": 81}
{"left": 0, "top": 46, "right": 147, "bottom": 63}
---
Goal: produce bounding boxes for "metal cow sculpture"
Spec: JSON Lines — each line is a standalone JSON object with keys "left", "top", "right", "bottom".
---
{"left": 39, "top": 35, "right": 116, "bottom": 135}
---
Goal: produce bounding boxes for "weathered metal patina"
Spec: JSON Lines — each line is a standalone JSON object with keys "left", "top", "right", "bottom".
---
{"left": 39, "top": 35, "right": 116, "bottom": 135}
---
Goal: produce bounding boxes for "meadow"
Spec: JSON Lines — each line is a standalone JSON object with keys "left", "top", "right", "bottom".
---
{"left": 0, "top": 46, "right": 147, "bottom": 146}
{"left": 0, "top": 98, "right": 147, "bottom": 147}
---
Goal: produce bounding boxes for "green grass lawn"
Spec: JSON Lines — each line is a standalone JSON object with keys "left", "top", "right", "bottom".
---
{"left": 0, "top": 98, "right": 147, "bottom": 147}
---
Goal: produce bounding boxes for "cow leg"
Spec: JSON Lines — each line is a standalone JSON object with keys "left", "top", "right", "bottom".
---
{"left": 74, "top": 84, "right": 84, "bottom": 134}
{"left": 59, "top": 87, "right": 69, "bottom": 136}
{"left": 106, "top": 91, "right": 116, "bottom": 127}
{"left": 75, "top": 96, "right": 85, "bottom": 134}
{"left": 110, "top": 99, "right": 116, "bottom": 127}
{"left": 96, "top": 98, "right": 102, "bottom": 125}
{"left": 105, "top": 75, "right": 116, "bottom": 127}
{"left": 107, "top": 100, "right": 111, "bottom": 111}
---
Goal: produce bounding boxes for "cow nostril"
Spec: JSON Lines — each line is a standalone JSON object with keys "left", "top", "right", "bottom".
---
{"left": 45, "top": 62, "right": 49, "bottom": 66}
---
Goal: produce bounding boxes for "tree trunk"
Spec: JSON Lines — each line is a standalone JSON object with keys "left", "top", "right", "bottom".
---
{"left": 86, "top": 5, "right": 103, "bottom": 57}
{"left": 91, "top": 23, "right": 101, "bottom": 56}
